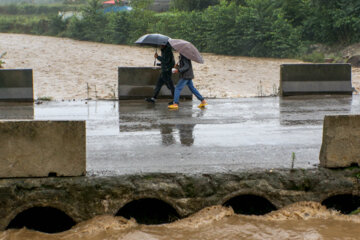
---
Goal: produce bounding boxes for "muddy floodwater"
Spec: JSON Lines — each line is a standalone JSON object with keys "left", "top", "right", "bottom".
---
{"left": 1, "top": 202, "right": 360, "bottom": 240}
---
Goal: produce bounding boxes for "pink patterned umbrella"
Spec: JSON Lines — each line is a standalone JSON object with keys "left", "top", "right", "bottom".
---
{"left": 168, "top": 39, "right": 204, "bottom": 64}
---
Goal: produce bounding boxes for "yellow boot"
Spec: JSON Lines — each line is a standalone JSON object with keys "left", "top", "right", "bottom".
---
{"left": 198, "top": 100, "right": 207, "bottom": 108}
{"left": 168, "top": 103, "right": 179, "bottom": 109}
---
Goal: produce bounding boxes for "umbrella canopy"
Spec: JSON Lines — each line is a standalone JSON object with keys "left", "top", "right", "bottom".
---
{"left": 134, "top": 34, "right": 170, "bottom": 47}
{"left": 168, "top": 39, "right": 204, "bottom": 64}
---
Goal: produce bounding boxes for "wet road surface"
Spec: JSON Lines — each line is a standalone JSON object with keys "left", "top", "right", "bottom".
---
{"left": 1, "top": 95, "right": 359, "bottom": 175}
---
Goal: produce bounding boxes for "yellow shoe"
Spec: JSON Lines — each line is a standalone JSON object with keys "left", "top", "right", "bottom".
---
{"left": 168, "top": 103, "right": 179, "bottom": 109}
{"left": 198, "top": 101, "right": 208, "bottom": 108}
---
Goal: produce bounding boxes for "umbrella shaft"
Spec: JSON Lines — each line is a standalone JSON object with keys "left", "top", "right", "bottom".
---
{"left": 154, "top": 48, "right": 157, "bottom": 66}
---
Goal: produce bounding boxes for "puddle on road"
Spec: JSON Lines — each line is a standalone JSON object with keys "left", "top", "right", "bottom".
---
{"left": 0, "top": 96, "right": 360, "bottom": 174}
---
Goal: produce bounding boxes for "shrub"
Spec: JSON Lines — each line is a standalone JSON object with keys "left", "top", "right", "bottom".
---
{"left": 301, "top": 52, "right": 325, "bottom": 63}
{"left": 170, "top": 0, "right": 219, "bottom": 11}
{"left": 0, "top": 52, "right": 6, "bottom": 69}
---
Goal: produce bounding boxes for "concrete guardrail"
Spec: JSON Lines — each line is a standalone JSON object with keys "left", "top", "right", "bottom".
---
{"left": 320, "top": 115, "right": 360, "bottom": 168}
{"left": 280, "top": 64, "right": 353, "bottom": 96}
{"left": 118, "top": 67, "right": 192, "bottom": 100}
{"left": 0, "top": 69, "right": 34, "bottom": 101}
{"left": 0, "top": 120, "right": 86, "bottom": 178}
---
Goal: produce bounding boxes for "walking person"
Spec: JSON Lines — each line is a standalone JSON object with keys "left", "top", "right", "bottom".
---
{"left": 168, "top": 54, "right": 207, "bottom": 110}
{"left": 145, "top": 43, "right": 175, "bottom": 103}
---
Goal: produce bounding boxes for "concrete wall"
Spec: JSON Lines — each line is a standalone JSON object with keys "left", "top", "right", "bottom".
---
{"left": 118, "top": 67, "right": 192, "bottom": 100}
{"left": 0, "top": 169, "right": 358, "bottom": 230}
{"left": 0, "top": 120, "right": 86, "bottom": 178}
{"left": 320, "top": 115, "right": 360, "bottom": 168}
{"left": 0, "top": 69, "right": 34, "bottom": 101}
{"left": 280, "top": 64, "right": 353, "bottom": 96}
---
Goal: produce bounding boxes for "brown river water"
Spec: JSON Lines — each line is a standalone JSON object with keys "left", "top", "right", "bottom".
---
{"left": 1, "top": 202, "right": 359, "bottom": 240}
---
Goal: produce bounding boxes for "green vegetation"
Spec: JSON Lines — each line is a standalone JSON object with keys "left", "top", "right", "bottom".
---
{"left": 0, "top": 0, "right": 85, "bottom": 4}
{"left": 170, "top": 0, "right": 219, "bottom": 11}
{"left": 291, "top": 152, "right": 296, "bottom": 169}
{"left": 350, "top": 207, "right": 360, "bottom": 215}
{"left": 0, "top": 52, "right": 6, "bottom": 68}
{"left": 1, "top": 0, "right": 360, "bottom": 59}
{"left": 37, "top": 96, "right": 53, "bottom": 101}
{"left": 0, "top": 4, "right": 81, "bottom": 15}
{"left": 301, "top": 52, "right": 325, "bottom": 63}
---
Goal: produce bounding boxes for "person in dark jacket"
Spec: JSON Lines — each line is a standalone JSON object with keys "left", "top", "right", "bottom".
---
{"left": 168, "top": 54, "right": 207, "bottom": 110}
{"left": 145, "top": 43, "right": 175, "bottom": 103}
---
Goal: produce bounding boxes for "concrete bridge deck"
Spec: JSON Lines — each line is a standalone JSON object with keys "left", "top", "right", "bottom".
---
{"left": 1, "top": 95, "right": 359, "bottom": 175}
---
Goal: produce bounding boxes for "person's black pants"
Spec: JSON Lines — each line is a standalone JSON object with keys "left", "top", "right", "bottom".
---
{"left": 153, "top": 71, "right": 175, "bottom": 99}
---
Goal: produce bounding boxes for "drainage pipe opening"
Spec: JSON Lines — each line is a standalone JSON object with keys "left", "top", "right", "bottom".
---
{"left": 322, "top": 194, "right": 360, "bottom": 214}
{"left": 223, "top": 195, "right": 277, "bottom": 215}
{"left": 7, "top": 207, "right": 76, "bottom": 233}
{"left": 116, "top": 198, "right": 180, "bottom": 225}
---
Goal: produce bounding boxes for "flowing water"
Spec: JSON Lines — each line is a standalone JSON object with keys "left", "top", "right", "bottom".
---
{"left": 1, "top": 202, "right": 360, "bottom": 240}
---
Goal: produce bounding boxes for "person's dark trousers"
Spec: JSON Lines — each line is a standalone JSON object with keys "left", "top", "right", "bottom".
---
{"left": 153, "top": 71, "right": 175, "bottom": 99}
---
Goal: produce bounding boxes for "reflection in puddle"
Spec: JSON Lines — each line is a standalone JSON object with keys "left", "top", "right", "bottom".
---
{"left": 279, "top": 95, "right": 353, "bottom": 126}
{"left": 119, "top": 100, "right": 197, "bottom": 146}
{"left": 160, "top": 124, "right": 195, "bottom": 146}
{"left": 0, "top": 102, "right": 34, "bottom": 119}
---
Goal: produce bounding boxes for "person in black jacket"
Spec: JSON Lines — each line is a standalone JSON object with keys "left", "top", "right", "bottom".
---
{"left": 145, "top": 43, "right": 175, "bottom": 103}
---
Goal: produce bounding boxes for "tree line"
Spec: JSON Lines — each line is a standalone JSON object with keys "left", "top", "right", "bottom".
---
{"left": 1, "top": 0, "right": 360, "bottom": 58}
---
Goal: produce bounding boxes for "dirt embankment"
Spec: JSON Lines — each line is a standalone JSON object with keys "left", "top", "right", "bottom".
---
{"left": 1, "top": 33, "right": 359, "bottom": 100}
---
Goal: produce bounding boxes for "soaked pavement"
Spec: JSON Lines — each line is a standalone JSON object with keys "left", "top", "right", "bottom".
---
{"left": 1, "top": 95, "right": 360, "bottom": 175}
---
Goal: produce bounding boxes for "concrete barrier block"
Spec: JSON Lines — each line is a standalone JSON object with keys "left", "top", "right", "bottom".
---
{"left": 320, "top": 115, "right": 360, "bottom": 168}
{"left": 118, "top": 67, "right": 192, "bottom": 100}
{"left": 0, "top": 121, "right": 86, "bottom": 178}
{"left": 280, "top": 64, "right": 353, "bottom": 96}
{"left": 0, "top": 69, "right": 34, "bottom": 101}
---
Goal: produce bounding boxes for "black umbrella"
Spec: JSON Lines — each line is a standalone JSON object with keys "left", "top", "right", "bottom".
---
{"left": 135, "top": 33, "right": 171, "bottom": 66}
{"left": 134, "top": 33, "right": 170, "bottom": 47}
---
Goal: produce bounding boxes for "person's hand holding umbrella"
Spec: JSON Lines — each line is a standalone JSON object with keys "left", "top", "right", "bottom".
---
{"left": 172, "top": 67, "right": 179, "bottom": 74}
{"left": 134, "top": 33, "right": 171, "bottom": 66}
